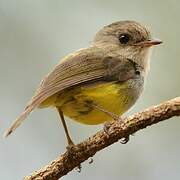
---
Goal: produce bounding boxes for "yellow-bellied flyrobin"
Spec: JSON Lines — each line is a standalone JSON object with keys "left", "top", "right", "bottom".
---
{"left": 4, "top": 21, "right": 162, "bottom": 147}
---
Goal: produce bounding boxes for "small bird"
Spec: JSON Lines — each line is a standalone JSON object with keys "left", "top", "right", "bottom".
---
{"left": 4, "top": 20, "right": 162, "bottom": 147}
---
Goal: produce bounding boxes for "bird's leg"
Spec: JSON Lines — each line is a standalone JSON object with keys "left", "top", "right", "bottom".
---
{"left": 90, "top": 104, "right": 120, "bottom": 131}
{"left": 91, "top": 104, "right": 129, "bottom": 143}
{"left": 57, "top": 108, "right": 83, "bottom": 171}
{"left": 56, "top": 108, "right": 74, "bottom": 149}
{"left": 91, "top": 104, "right": 119, "bottom": 121}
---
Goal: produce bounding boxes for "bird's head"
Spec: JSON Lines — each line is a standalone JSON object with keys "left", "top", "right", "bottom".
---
{"left": 92, "top": 20, "right": 162, "bottom": 74}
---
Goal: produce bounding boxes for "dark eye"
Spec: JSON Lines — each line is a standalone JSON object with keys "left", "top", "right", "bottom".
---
{"left": 119, "top": 34, "right": 130, "bottom": 44}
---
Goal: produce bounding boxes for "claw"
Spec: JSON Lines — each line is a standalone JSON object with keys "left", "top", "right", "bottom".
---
{"left": 88, "top": 158, "right": 93, "bottom": 164}
{"left": 120, "top": 136, "right": 129, "bottom": 144}
{"left": 66, "top": 143, "right": 82, "bottom": 173}
{"left": 75, "top": 164, "right": 82, "bottom": 173}
{"left": 66, "top": 141, "right": 75, "bottom": 151}
{"left": 118, "top": 116, "right": 124, "bottom": 123}
{"left": 103, "top": 121, "right": 112, "bottom": 135}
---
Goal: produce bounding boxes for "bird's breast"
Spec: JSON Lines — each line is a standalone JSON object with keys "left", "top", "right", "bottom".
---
{"left": 56, "top": 76, "right": 144, "bottom": 125}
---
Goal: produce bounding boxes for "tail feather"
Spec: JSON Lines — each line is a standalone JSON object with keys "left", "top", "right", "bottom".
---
{"left": 3, "top": 88, "right": 50, "bottom": 137}
{"left": 4, "top": 81, "right": 60, "bottom": 137}
{"left": 3, "top": 105, "right": 35, "bottom": 137}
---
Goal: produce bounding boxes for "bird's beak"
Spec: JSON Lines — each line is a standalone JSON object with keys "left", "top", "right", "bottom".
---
{"left": 134, "top": 39, "right": 163, "bottom": 47}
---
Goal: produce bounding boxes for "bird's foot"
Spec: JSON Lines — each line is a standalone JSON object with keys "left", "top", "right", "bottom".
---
{"left": 66, "top": 141, "right": 75, "bottom": 151}
{"left": 88, "top": 157, "right": 94, "bottom": 164}
{"left": 118, "top": 117, "right": 130, "bottom": 144}
{"left": 66, "top": 141, "right": 82, "bottom": 173}
{"left": 75, "top": 164, "right": 82, "bottom": 173}
{"left": 103, "top": 121, "right": 113, "bottom": 135}
{"left": 104, "top": 117, "right": 130, "bottom": 144}
{"left": 65, "top": 136, "right": 76, "bottom": 151}
{"left": 103, "top": 116, "right": 124, "bottom": 135}
{"left": 120, "top": 136, "right": 130, "bottom": 144}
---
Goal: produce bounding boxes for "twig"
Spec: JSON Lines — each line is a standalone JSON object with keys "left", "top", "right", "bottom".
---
{"left": 24, "top": 97, "right": 180, "bottom": 180}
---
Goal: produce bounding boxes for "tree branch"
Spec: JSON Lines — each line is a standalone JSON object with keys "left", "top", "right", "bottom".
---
{"left": 24, "top": 97, "right": 180, "bottom": 180}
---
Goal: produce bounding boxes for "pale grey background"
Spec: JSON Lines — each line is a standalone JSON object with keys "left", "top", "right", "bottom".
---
{"left": 0, "top": 0, "right": 180, "bottom": 179}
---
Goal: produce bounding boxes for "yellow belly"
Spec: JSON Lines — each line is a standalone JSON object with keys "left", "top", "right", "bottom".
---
{"left": 39, "top": 81, "right": 136, "bottom": 125}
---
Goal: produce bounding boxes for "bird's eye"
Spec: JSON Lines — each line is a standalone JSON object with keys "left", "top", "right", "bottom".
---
{"left": 119, "top": 34, "right": 130, "bottom": 44}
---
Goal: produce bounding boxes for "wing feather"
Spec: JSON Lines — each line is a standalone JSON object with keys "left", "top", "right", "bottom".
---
{"left": 4, "top": 47, "right": 137, "bottom": 137}
{"left": 4, "top": 47, "right": 107, "bottom": 136}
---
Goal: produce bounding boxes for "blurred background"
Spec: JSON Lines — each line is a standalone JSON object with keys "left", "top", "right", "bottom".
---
{"left": 0, "top": 0, "right": 180, "bottom": 179}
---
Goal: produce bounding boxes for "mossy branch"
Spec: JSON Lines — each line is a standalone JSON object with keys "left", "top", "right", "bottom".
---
{"left": 24, "top": 97, "right": 180, "bottom": 180}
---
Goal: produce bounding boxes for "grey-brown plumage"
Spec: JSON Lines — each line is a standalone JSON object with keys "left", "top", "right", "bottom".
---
{"left": 4, "top": 20, "right": 162, "bottom": 139}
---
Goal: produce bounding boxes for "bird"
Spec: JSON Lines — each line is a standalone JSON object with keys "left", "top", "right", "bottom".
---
{"left": 4, "top": 20, "right": 162, "bottom": 147}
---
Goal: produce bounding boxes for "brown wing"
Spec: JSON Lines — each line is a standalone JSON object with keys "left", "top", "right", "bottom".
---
{"left": 4, "top": 47, "right": 107, "bottom": 136}
{"left": 4, "top": 47, "right": 137, "bottom": 137}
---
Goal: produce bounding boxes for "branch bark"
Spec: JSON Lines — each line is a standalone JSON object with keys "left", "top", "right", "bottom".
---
{"left": 24, "top": 97, "right": 180, "bottom": 180}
